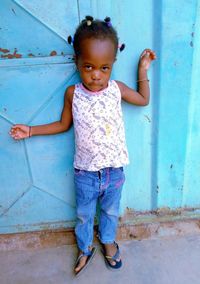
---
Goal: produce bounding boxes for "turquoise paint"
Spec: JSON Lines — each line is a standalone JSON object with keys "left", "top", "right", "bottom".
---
{"left": 0, "top": 0, "right": 200, "bottom": 234}
{"left": 156, "top": 0, "right": 199, "bottom": 208}
{"left": 183, "top": 2, "right": 200, "bottom": 207}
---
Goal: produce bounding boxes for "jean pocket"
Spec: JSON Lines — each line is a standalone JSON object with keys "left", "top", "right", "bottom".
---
{"left": 110, "top": 167, "right": 125, "bottom": 188}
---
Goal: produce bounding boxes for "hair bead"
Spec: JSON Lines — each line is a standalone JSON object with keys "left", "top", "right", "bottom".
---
{"left": 68, "top": 36, "right": 73, "bottom": 45}
{"left": 104, "top": 17, "right": 112, "bottom": 27}
{"left": 85, "top": 15, "right": 94, "bottom": 26}
{"left": 119, "top": 43, "right": 125, "bottom": 52}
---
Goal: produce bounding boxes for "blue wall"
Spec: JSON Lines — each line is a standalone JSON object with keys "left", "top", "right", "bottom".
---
{"left": 0, "top": 0, "right": 200, "bottom": 234}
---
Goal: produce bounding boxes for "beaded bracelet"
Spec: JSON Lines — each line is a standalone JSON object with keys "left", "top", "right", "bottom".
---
{"left": 29, "top": 126, "right": 32, "bottom": 137}
{"left": 137, "top": 79, "right": 149, "bottom": 83}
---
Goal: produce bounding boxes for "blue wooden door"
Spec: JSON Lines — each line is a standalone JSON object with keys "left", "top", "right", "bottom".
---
{"left": 0, "top": 0, "right": 81, "bottom": 233}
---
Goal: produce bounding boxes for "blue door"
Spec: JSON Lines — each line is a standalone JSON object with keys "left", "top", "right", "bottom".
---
{"left": 0, "top": 0, "right": 81, "bottom": 233}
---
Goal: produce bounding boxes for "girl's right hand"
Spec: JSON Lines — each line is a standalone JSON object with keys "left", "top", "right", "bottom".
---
{"left": 10, "top": 124, "right": 30, "bottom": 140}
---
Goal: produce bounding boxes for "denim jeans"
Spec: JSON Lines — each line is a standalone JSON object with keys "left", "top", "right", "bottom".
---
{"left": 74, "top": 167, "right": 125, "bottom": 254}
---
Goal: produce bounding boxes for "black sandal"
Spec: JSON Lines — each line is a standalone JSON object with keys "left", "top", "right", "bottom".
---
{"left": 74, "top": 247, "right": 97, "bottom": 276}
{"left": 102, "top": 242, "right": 122, "bottom": 270}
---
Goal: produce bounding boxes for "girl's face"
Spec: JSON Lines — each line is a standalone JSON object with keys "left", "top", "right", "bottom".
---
{"left": 76, "top": 38, "right": 116, "bottom": 92}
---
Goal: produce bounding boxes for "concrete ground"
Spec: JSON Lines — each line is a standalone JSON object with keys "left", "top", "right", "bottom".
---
{"left": 1, "top": 234, "right": 200, "bottom": 284}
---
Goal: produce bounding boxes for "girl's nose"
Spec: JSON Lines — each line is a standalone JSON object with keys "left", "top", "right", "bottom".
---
{"left": 92, "top": 70, "right": 100, "bottom": 80}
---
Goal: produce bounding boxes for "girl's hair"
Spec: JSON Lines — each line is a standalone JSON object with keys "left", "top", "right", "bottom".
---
{"left": 71, "top": 16, "right": 119, "bottom": 57}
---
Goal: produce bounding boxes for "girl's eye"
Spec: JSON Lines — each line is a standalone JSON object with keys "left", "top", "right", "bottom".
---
{"left": 84, "top": 65, "right": 92, "bottom": 71}
{"left": 102, "top": 66, "right": 109, "bottom": 71}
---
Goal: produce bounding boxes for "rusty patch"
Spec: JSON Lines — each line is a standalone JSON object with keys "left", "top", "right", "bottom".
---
{"left": 0, "top": 229, "right": 76, "bottom": 251}
{"left": 50, "top": 50, "right": 57, "bottom": 56}
{"left": 0, "top": 48, "right": 10, "bottom": 53}
{"left": 1, "top": 54, "right": 13, "bottom": 59}
{"left": 1, "top": 53, "right": 22, "bottom": 59}
{"left": 1, "top": 48, "right": 22, "bottom": 59}
{"left": 1, "top": 217, "right": 200, "bottom": 251}
{"left": 14, "top": 54, "right": 22, "bottom": 58}
{"left": 1, "top": 208, "right": 200, "bottom": 251}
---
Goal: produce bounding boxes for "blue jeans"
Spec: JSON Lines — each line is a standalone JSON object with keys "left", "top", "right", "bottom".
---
{"left": 74, "top": 167, "right": 125, "bottom": 254}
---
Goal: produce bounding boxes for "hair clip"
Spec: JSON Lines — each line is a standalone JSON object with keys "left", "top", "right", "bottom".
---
{"left": 85, "top": 15, "right": 93, "bottom": 26}
{"left": 68, "top": 36, "right": 73, "bottom": 45}
{"left": 104, "top": 17, "right": 112, "bottom": 27}
{"left": 119, "top": 43, "right": 125, "bottom": 52}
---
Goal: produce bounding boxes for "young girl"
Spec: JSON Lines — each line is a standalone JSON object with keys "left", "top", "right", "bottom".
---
{"left": 10, "top": 16, "right": 156, "bottom": 275}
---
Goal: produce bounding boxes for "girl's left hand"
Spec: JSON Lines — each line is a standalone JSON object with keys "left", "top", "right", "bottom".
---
{"left": 139, "top": 49, "right": 156, "bottom": 70}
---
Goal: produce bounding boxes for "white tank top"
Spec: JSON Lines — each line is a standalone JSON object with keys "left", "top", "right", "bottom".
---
{"left": 72, "top": 80, "right": 129, "bottom": 171}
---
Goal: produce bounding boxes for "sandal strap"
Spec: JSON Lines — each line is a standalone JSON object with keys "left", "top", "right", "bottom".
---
{"left": 105, "top": 242, "right": 120, "bottom": 261}
{"left": 75, "top": 250, "right": 92, "bottom": 265}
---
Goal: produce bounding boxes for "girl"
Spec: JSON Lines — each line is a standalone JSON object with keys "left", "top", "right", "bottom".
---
{"left": 10, "top": 16, "right": 156, "bottom": 275}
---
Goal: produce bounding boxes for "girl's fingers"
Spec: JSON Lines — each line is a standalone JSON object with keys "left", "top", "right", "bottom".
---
{"left": 140, "top": 50, "right": 147, "bottom": 58}
{"left": 13, "top": 134, "right": 23, "bottom": 140}
{"left": 10, "top": 128, "right": 18, "bottom": 135}
{"left": 11, "top": 124, "right": 28, "bottom": 132}
{"left": 9, "top": 127, "right": 27, "bottom": 140}
{"left": 140, "top": 49, "right": 156, "bottom": 60}
{"left": 150, "top": 50, "right": 157, "bottom": 59}
{"left": 10, "top": 128, "right": 17, "bottom": 133}
{"left": 11, "top": 124, "right": 22, "bottom": 130}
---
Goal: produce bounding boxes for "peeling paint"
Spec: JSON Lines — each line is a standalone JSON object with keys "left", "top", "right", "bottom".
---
{"left": 1, "top": 54, "right": 13, "bottom": 59}
{"left": 0, "top": 48, "right": 22, "bottom": 59}
{"left": 1, "top": 53, "right": 22, "bottom": 59}
{"left": 0, "top": 48, "right": 10, "bottom": 53}
{"left": 50, "top": 51, "right": 57, "bottom": 56}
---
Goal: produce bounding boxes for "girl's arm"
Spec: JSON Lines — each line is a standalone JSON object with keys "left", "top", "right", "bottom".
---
{"left": 10, "top": 86, "right": 74, "bottom": 140}
{"left": 117, "top": 49, "right": 156, "bottom": 106}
